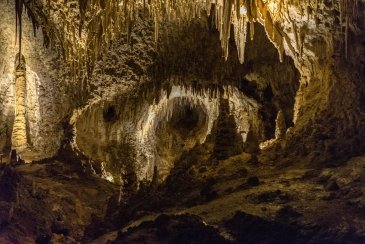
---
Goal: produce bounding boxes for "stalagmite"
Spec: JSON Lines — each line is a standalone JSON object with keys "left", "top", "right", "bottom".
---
{"left": 275, "top": 110, "right": 286, "bottom": 139}
{"left": 11, "top": 54, "right": 28, "bottom": 152}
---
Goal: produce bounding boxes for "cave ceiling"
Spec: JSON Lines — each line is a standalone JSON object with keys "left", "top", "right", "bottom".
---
{"left": 20, "top": 0, "right": 363, "bottom": 76}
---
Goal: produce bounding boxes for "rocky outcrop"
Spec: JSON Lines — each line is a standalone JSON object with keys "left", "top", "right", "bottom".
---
{"left": 0, "top": 161, "right": 117, "bottom": 243}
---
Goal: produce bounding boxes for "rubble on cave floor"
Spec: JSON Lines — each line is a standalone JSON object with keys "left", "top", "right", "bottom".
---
{"left": 0, "top": 147, "right": 364, "bottom": 242}
{"left": 0, "top": 159, "right": 118, "bottom": 243}
{"left": 85, "top": 144, "right": 365, "bottom": 243}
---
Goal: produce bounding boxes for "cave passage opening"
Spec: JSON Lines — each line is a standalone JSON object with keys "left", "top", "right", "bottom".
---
{"left": 167, "top": 103, "right": 208, "bottom": 139}
{"left": 154, "top": 97, "right": 210, "bottom": 181}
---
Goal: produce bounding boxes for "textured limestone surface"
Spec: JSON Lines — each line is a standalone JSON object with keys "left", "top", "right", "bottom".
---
{"left": 74, "top": 84, "right": 261, "bottom": 184}
{"left": 67, "top": 17, "right": 299, "bottom": 185}
{"left": 0, "top": 0, "right": 363, "bottom": 180}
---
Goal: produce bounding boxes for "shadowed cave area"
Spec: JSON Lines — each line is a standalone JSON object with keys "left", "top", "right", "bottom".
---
{"left": 155, "top": 101, "right": 209, "bottom": 179}
{"left": 1, "top": 0, "right": 365, "bottom": 243}
{"left": 167, "top": 105, "right": 203, "bottom": 136}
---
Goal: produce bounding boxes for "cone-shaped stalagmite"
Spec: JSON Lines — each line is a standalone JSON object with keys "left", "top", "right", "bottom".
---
{"left": 213, "top": 97, "right": 243, "bottom": 160}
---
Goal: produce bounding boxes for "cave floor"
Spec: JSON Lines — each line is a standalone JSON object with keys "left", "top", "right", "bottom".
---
{"left": 107, "top": 152, "right": 365, "bottom": 243}
{"left": 0, "top": 159, "right": 118, "bottom": 243}
{"left": 0, "top": 151, "right": 365, "bottom": 243}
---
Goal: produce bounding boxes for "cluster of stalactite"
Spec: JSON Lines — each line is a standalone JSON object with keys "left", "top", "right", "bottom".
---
{"left": 75, "top": 82, "right": 228, "bottom": 126}
{"left": 339, "top": 0, "right": 364, "bottom": 59}
{"left": 15, "top": 0, "right": 24, "bottom": 61}
{"left": 71, "top": 0, "right": 289, "bottom": 69}
{"left": 72, "top": 82, "right": 261, "bottom": 183}
{"left": 16, "top": 0, "right": 364, "bottom": 80}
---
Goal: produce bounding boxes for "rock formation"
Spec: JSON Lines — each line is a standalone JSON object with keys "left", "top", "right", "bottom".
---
{"left": 11, "top": 54, "right": 27, "bottom": 151}
{"left": 0, "top": 0, "right": 364, "bottom": 242}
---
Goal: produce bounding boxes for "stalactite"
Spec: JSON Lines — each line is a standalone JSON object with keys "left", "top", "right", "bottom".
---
{"left": 233, "top": 15, "right": 248, "bottom": 63}
{"left": 249, "top": 21, "right": 254, "bottom": 40}
{"left": 339, "top": 0, "right": 361, "bottom": 59}
{"left": 15, "top": 0, "right": 24, "bottom": 62}
{"left": 18, "top": 0, "right": 361, "bottom": 81}
{"left": 345, "top": 0, "right": 349, "bottom": 59}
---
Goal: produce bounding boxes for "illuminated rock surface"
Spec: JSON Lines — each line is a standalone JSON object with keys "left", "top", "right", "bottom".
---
{"left": 0, "top": 0, "right": 364, "bottom": 242}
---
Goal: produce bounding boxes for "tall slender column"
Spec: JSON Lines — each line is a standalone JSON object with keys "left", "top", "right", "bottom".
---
{"left": 11, "top": 54, "right": 27, "bottom": 151}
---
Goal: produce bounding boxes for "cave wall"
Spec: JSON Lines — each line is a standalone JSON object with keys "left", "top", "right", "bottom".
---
{"left": 69, "top": 16, "right": 295, "bottom": 185}
{"left": 71, "top": 0, "right": 365, "bottom": 171}
{"left": 13, "top": 0, "right": 301, "bottom": 180}
{"left": 275, "top": 0, "right": 365, "bottom": 164}
{"left": 73, "top": 83, "right": 262, "bottom": 184}
{"left": 1, "top": 0, "right": 364, "bottom": 173}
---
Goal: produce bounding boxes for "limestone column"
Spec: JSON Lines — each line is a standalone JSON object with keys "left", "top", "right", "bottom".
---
{"left": 11, "top": 54, "right": 27, "bottom": 151}
{"left": 275, "top": 110, "right": 286, "bottom": 139}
